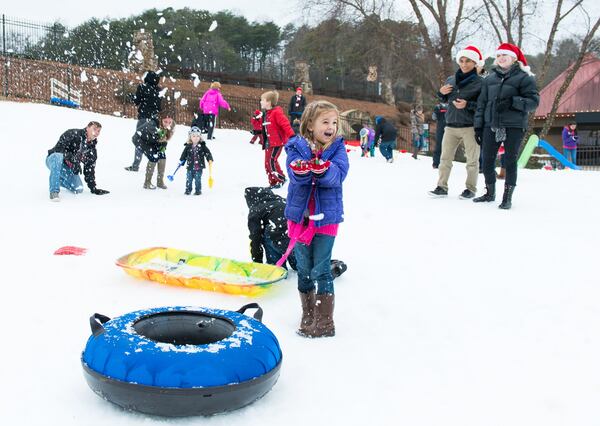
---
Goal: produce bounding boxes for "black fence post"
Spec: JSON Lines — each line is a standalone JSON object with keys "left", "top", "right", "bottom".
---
{"left": 67, "top": 67, "right": 72, "bottom": 101}
{"left": 2, "top": 14, "right": 8, "bottom": 97}
{"left": 121, "top": 78, "right": 126, "bottom": 117}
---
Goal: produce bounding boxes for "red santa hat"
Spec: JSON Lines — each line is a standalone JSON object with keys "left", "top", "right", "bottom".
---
{"left": 495, "top": 43, "right": 533, "bottom": 75}
{"left": 455, "top": 45, "right": 485, "bottom": 68}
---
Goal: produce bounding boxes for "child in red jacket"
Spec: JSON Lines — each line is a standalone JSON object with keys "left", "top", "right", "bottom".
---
{"left": 260, "top": 91, "right": 295, "bottom": 188}
{"left": 249, "top": 110, "right": 264, "bottom": 145}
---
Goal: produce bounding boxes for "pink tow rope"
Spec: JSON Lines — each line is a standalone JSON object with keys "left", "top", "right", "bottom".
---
{"left": 275, "top": 213, "right": 323, "bottom": 267}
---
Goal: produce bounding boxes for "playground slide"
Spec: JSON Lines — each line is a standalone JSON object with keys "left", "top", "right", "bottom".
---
{"left": 517, "top": 135, "right": 581, "bottom": 170}
{"left": 517, "top": 135, "right": 539, "bottom": 168}
{"left": 537, "top": 140, "right": 581, "bottom": 170}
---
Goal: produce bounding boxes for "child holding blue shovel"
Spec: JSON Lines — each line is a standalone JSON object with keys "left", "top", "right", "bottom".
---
{"left": 171, "top": 127, "right": 213, "bottom": 195}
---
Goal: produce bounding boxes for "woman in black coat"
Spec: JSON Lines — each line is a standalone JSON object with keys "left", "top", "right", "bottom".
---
{"left": 125, "top": 71, "right": 162, "bottom": 171}
{"left": 473, "top": 43, "right": 539, "bottom": 209}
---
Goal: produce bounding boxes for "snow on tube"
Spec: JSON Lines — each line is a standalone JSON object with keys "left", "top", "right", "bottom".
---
{"left": 116, "top": 247, "right": 287, "bottom": 296}
{"left": 81, "top": 304, "right": 282, "bottom": 417}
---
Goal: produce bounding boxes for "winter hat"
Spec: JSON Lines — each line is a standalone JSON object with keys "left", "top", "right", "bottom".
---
{"left": 455, "top": 45, "right": 485, "bottom": 67}
{"left": 189, "top": 126, "right": 202, "bottom": 136}
{"left": 495, "top": 43, "right": 533, "bottom": 75}
{"left": 296, "top": 87, "right": 302, "bottom": 92}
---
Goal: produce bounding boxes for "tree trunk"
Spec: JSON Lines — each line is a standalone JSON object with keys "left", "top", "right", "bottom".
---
{"left": 414, "top": 85, "right": 423, "bottom": 107}
{"left": 381, "top": 77, "right": 395, "bottom": 105}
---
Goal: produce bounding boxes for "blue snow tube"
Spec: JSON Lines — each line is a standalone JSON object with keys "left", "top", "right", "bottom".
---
{"left": 81, "top": 304, "right": 282, "bottom": 417}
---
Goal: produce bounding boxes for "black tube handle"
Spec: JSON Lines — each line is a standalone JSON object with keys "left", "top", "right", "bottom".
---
{"left": 236, "top": 303, "right": 263, "bottom": 322}
{"left": 90, "top": 313, "right": 111, "bottom": 337}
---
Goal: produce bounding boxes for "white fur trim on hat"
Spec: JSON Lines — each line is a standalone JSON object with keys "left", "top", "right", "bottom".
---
{"left": 496, "top": 49, "right": 518, "bottom": 59}
{"left": 456, "top": 46, "right": 485, "bottom": 67}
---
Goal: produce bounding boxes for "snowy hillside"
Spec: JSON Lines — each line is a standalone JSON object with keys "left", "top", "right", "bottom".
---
{"left": 1, "top": 100, "right": 599, "bottom": 426}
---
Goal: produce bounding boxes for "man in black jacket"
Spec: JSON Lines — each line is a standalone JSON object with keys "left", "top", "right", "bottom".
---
{"left": 429, "top": 45, "right": 484, "bottom": 199}
{"left": 46, "top": 121, "right": 109, "bottom": 201}
{"left": 288, "top": 87, "right": 306, "bottom": 124}
{"left": 125, "top": 70, "right": 162, "bottom": 171}
{"left": 245, "top": 187, "right": 296, "bottom": 269}
{"left": 244, "top": 187, "right": 347, "bottom": 277}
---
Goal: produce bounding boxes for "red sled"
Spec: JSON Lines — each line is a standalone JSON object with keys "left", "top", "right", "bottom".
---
{"left": 54, "top": 246, "right": 87, "bottom": 256}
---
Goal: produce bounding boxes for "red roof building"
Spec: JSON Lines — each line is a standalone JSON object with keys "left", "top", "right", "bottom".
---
{"left": 533, "top": 55, "right": 600, "bottom": 165}
{"left": 535, "top": 54, "right": 600, "bottom": 120}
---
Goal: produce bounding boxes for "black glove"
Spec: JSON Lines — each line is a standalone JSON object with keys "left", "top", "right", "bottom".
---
{"left": 474, "top": 128, "right": 483, "bottom": 145}
{"left": 91, "top": 188, "right": 110, "bottom": 195}
{"left": 495, "top": 97, "right": 512, "bottom": 112}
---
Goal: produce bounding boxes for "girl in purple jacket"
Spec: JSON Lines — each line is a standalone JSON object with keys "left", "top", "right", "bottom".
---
{"left": 198, "top": 82, "right": 230, "bottom": 140}
{"left": 562, "top": 122, "right": 578, "bottom": 165}
{"left": 284, "top": 100, "right": 349, "bottom": 338}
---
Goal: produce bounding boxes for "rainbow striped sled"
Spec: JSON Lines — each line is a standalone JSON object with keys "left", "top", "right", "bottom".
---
{"left": 116, "top": 247, "right": 288, "bottom": 296}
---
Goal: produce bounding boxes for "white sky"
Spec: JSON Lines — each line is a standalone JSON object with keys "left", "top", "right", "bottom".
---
{"left": 2, "top": 0, "right": 598, "bottom": 55}
{"left": 1, "top": 1, "right": 298, "bottom": 26}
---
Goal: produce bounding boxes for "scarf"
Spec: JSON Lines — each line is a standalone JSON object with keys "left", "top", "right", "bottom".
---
{"left": 491, "top": 66, "right": 512, "bottom": 143}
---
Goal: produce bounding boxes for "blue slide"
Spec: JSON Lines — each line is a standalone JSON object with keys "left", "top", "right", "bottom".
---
{"left": 538, "top": 140, "right": 581, "bottom": 170}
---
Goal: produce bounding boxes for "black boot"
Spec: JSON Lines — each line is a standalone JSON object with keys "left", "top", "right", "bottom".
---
{"left": 498, "top": 185, "right": 515, "bottom": 210}
{"left": 473, "top": 184, "right": 495, "bottom": 203}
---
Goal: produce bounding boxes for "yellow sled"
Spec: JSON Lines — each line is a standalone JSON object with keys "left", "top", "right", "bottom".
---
{"left": 116, "top": 247, "right": 287, "bottom": 296}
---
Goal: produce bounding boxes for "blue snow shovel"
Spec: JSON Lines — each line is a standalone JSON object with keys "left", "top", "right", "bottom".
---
{"left": 167, "top": 162, "right": 184, "bottom": 181}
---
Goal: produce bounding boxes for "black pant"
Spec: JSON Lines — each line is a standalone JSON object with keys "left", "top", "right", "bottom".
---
{"left": 192, "top": 114, "right": 215, "bottom": 139}
{"left": 206, "top": 114, "right": 216, "bottom": 139}
{"left": 481, "top": 127, "right": 524, "bottom": 186}
{"left": 433, "top": 125, "right": 445, "bottom": 167}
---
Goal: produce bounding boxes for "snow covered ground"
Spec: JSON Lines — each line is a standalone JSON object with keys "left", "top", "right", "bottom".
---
{"left": 1, "top": 100, "right": 599, "bottom": 426}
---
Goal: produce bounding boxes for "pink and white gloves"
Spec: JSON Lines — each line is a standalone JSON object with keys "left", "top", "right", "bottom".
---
{"left": 290, "top": 158, "right": 331, "bottom": 176}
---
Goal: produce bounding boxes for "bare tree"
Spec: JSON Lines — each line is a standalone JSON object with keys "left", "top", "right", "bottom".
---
{"left": 301, "top": 0, "right": 475, "bottom": 103}
{"left": 482, "top": 0, "right": 582, "bottom": 87}
{"left": 406, "top": 0, "right": 467, "bottom": 81}
{"left": 481, "top": 0, "right": 539, "bottom": 47}
{"left": 539, "top": 15, "right": 600, "bottom": 139}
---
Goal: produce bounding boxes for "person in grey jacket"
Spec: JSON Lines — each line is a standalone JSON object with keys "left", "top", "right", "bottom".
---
{"left": 429, "top": 45, "right": 484, "bottom": 199}
{"left": 473, "top": 43, "right": 539, "bottom": 209}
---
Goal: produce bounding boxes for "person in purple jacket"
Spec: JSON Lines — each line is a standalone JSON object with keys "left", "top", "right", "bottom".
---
{"left": 562, "top": 122, "right": 579, "bottom": 165}
{"left": 359, "top": 124, "right": 376, "bottom": 157}
{"left": 284, "top": 100, "right": 349, "bottom": 339}
{"left": 198, "top": 82, "right": 231, "bottom": 140}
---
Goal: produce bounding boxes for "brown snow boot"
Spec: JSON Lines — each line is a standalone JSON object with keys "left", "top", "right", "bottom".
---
{"left": 156, "top": 159, "right": 168, "bottom": 189}
{"left": 497, "top": 167, "right": 506, "bottom": 180}
{"left": 143, "top": 162, "right": 156, "bottom": 189}
{"left": 302, "top": 293, "right": 335, "bottom": 338}
{"left": 297, "top": 290, "right": 316, "bottom": 335}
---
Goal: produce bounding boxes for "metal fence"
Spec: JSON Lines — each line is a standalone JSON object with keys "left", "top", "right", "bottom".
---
{"left": 532, "top": 146, "right": 600, "bottom": 171}
{"left": 1, "top": 54, "right": 407, "bottom": 143}
{"left": 0, "top": 13, "right": 419, "bottom": 104}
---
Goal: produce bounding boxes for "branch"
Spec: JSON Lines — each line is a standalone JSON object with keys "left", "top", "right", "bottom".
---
{"left": 408, "top": 0, "right": 436, "bottom": 54}
{"left": 482, "top": 0, "right": 504, "bottom": 43}
{"left": 486, "top": 0, "right": 511, "bottom": 39}
{"left": 449, "top": 0, "right": 465, "bottom": 47}
{"left": 559, "top": 0, "right": 583, "bottom": 21}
